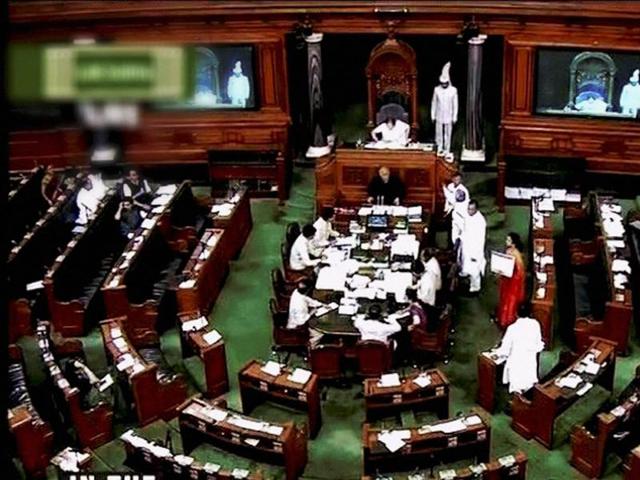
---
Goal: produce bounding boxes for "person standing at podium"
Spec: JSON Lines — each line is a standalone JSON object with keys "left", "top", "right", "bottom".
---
{"left": 366, "top": 166, "right": 405, "bottom": 206}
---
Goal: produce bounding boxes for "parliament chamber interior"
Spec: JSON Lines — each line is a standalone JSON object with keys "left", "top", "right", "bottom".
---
{"left": 6, "top": 1, "right": 640, "bottom": 479}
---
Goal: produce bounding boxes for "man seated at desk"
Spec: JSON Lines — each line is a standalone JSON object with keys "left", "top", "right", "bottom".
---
{"left": 290, "top": 224, "right": 322, "bottom": 272}
{"left": 370, "top": 117, "right": 410, "bottom": 149}
{"left": 353, "top": 304, "right": 402, "bottom": 348}
{"left": 311, "top": 207, "right": 340, "bottom": 256}
{"left": 367, "top": 166, "right": 405, "bottom": 206}
{"left": 288, "top": 278, "right": 326, "bottom": 346}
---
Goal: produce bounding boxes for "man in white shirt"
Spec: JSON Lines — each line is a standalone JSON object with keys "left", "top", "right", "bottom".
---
{"left": 311, "top": 207, "right": 340, "bottom": 256}
{"left": 353, "top": 306, "right": 402, "bottom": 347}
{"left": 442, "top": 172, "right": 470, "bottom": 245}
{"left": 76, "top": 177, "right": 106, "bottom": 225}
{"left": 414, "top": 249, "right": 442, "bottom": 307}
{"left": 289, "top": 224, "right": 322, "bottom": 271}
{"left": 492, "top": 304, "right": 545, "bottom": 393}
{"left": 370, "top": 117, "right": 410, "bottom": 147}
{"left": 459, "top": 200, "right": 487, "bottom": 293}
{"left": 287, "top": 279, "right": 323, "bottom": 329}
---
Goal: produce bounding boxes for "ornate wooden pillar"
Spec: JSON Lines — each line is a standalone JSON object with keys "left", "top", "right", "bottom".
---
{"left": 305, "top": 32, "right": 329, "bottom": 158}
{"left": 461, "top": 34, "right": 487, "bottom": 162}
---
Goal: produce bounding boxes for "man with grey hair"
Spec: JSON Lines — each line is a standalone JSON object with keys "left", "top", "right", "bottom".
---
{"left": 366, "top": 166, "right": 405, "bottom": 206}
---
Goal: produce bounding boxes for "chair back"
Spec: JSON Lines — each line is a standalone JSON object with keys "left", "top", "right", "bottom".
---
{"left": 285, "top": 222, "right": 301, "bottom": 251}
{"left": 280, "top": 242, "right": 290, "bottom": 267}
{"left": 269, "top": 298, "right": 287, "bottom": 326}
{"left": 309, "top": 343, "right": 342, "bottom": 380}
{"left": 355, "top": 340, "right": 391, "bottom": 378}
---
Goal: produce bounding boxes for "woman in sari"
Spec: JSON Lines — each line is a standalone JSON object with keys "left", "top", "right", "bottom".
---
{"left": 496, "top": 232, "right": 526, "bottom": 329}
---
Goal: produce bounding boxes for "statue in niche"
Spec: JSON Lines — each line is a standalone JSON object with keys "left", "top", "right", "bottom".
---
{"left": 620, "top": 69, "right": 640, "bottom": 118}
{"left": 193, "top": 47, "right": 220, "bottom": 106}
{"left": 227, "top": 60, "right": 251, "bottom": 107}
{"left": 431, "top": 62, "right": 458, "bottom": 160}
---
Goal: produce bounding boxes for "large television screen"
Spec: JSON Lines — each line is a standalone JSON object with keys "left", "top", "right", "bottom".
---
{"left": 535, "top": 48, "right": 640, "bottom": 120}
{"left": 158, "top": 44, "right": 257, "bottom": 110}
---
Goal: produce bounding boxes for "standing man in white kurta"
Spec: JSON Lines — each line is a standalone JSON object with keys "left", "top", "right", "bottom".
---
{"left": 459, "top": 200, "right": 486, "bottom": 293}
{"left": 493, "top": 305, "right": 545, "bottom": 393}
{"left": 443, "top": 171, "right": 470, "bottom": 245}
{"left": 431, "top": 62, "right": 458, "bottom": 159}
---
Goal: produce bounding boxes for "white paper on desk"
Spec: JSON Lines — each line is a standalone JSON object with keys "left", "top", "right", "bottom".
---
{"left": 156, "top": 184, "right": 177, "bottom": 195}
{"left": 151, "top": 205, "right": 164, "bottom": 214}
{"left": 556, "top": 373, "right": 582, "bottom": 389}
{"left": 349, "top": 288, "right": 377, "bottom": 300}
{"left": 576, "top": 382, "right": 593, "bottom": 396}
{"left": 611, "top": 405, "right": 626, "bottom": 417}
{"left": 433, "top": 419, "right": 467, "bottom": 434}
{"left": 536, "top": 287, "right": 546, "bottom": 299}
{"left": 316, "top": 266, "right": 347, "bottom": 291}
{"left": 550, "top": 189, "right": 567, "bottom": 201}
{"left": 202, "top": 329, "right": 222, "bottom": 345}
{"left": 231, "top": 468, "right": 250, "bottom": 479}
{"left": 141, "top": 217, "right": 157, "bottom": 229}
{"left": 583, "top": 361, "right": 601, "bottom": 375}
{"left": 383, "top": 271, "right": 413, "bottom": 303}
{"left": 612, "top": 259, "right": 631, "bottom": 274}
{"left": 244, "top": 438, "right": 259, "bottom": 447}
{"left": 391, "top": 206, "right": 408, "bottom": 217}
{"left": 413, "top": 374, "right": 432, "bottom": 388}
{"left": 264, "top": 425, "right": 284, "bottom": 436}
{"left": 541, "top": 255, "right": 554, "bottom": 268}
{"left": 349, "top": 274, "right": 371, "bottom": 289}
{"left": 205, "top": 408, "right": 228, "bottom": 423}
{"left": 378, "top": 430, "right": 410, "bottom": 453}
{"left": 288, "top": 368, "right": 312, "bottom": 385}
{"left": 315, "top": 302, "right": 339, "bottom": 317}
{"left": 207, "top": 235, "right": 219, "bottom": 247}
{"left": 199, "top": 249, "right": 210, "bottom": 261}
{"left": 498, "top": 455, "right": 516, "bottom": 467}
{"left": 116, "top": 354, "right": 134, "bottom": 371}
{"left": 607, "top": 240, "right": 626, "bottom": 250}
{"left": 261, "top": 360, "right": 282, "bottom": 377}
{"left": 536, "top": 272, "right": 548, "bottom": 284}
{"left": 504, "top": 186, "right": 520, "bottom": 199}
{"left": 26, "top": 280, "right": 44, "bottom": 291}
{"left": 538, "top": 197, "right": 555, "bottom": 212}
{"left": 490, "top": 251, "right": 515, "bottom": 278}
{"left": 378, "top": 373, "right": 401, "bottom": 388}
{"left": 228, "top": 416, "right": 265, "bottom": 432}
{"left": 182, "top": 316, "right": 208, "bottom": 332}
{"left": 179, "top": 279, "right": 196, "bottom": 289}
{"left": 335, "top": 235, "right": 358, "bottom": 249}
{"left": 338, "top": 304, "right": 358, "bottom": 315}
{"left": 97, "top": 374, "right": 114, "bottom": 392}
{"left": 111, "top": 327, "right": 122, "bottom": 338}
{"left": 174, "top": 455, "right": 194, "bottom": 466}
{"left": 463, "top": 415, "right": 483, "bottom": 426}
{"left": 113, "top": 337, "right": 128, "bottom": 351}
{"left": 407, "top": 205, "right": 422, "bottom": 216}
{"left": 57, "top": 378, "right": 70, "bottom": 390}
{"left": 151, "top": 194, "right": 172, "bottom": 206}
{"left": 614, "top": 273, "right": 629, "bottom": 289}
{"left": 358, "top": 207, "right": 373, "bottom": 216}
{"left": 204, "top": 463, "right": 221, "bottom": 474}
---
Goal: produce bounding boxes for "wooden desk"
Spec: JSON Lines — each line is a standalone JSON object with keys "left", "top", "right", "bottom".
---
{"left": 121, "top": 428, "right": 264, "bottom": 480}
{"left": 624, "top": 445, "right": 640, "bottom": 480}
{"left": 476, "top": 351, "right": 506, "bottom": 414}
{"left": 361, "top": 451, "right": 527, "bottom": 480}
{"left": 571, "top": 369, "right": 640, "bottom": 478}
{"left": 177, "top": 229, "right": 228, "bottom": 316}
{"left": 238, "top": 360, "right": 322, "bottom": 439}
{"left": 316, "top": 148, "right": 456, "bottom": 214}
{"left": 362, "top": 411, "right": 491, "bottom": 475}
{"left": 101, "top": 317, "right": 187, "bottom": 426}
{"left": 530, "top": 237, "right": 555, "bottom": 347}
{"left": 209, "top": 186, "right": 253, "bottom": 261}
{"left": 511, "top": 337, "right": 616, "bottom": 448}
{"left": 178, "top": 396, "right": 308, "bottom": 480}
{"left": 364, "top": 369, "right": 449, "bottom": 421}
{"left": 178, "top": 313, "right": 229, "bottom": 399}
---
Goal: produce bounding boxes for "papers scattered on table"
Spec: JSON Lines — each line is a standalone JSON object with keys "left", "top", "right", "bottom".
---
{"left": 97, "top": 374, "right": 114, "bottom": 392}
{"left": 432, "top": 419, "right": 467, "bottom": 434}
{"left": 174, "top": 454, "right": 194, "bottom": 466}
{"left": 611, "top": 405, "right": 627, "bottom": 417}
{"left": 181, "top": 316, "right": 208, "bottom": 332}
{"left": 204, "top": 407, "right": 228, "bottom": 423}
{"left": 576, "top": 382, "right": 593, "bottom": 397}
{"left": 536, "top": 272, "right": 548, "bottom": 284}
{"left": 156, "top": 184, "right": 177, "bottom": 195}
{"left": 204, "top": 463, "right": 221, "bottom": 474}
{"left": 113, "top": 337, "right": 128, "bottom": 351}
{"left": 261, "top": 360, "right": 282, "bottom": 377}
{"left": 211, "top": 203, "right": 234, "bottom": 217}
{"left": 614, "top": 273, "right": 629, "bottom": 290}
{"left": 26, "top": 280, "right": 44, "bottom": 291}
{"left": 390, "top": 234, "right": 419, "bottom": 259}
{"left": 316, "top": 266, "right": 348, "bottom": 291}
{"left": 463, "top": 415, "right": 483, "bottom": 426}
{"left": 202, "top": 329, "right": 222, "bottom": 345}
{"left": 499, "top": 455, "right": 516, "bottom": 467}
{"left": 413, "top": 373, "right": 432, "bottom": 388}
{"left": 607, "top": 240, "right": 626, "bottom": 250}
{"left": 315, "top": 302, "right": 338, "bottom": 317}
{"left": 338, "top": 303, "right": 359, "bottom": 315}
{"left": 555, "top": 373, "right": 582, "bottom": 389}
{"left": 536, "top": 287, "right": 547, "bottom": 299}
{"left": 140, "top": 217, "right": 157, "bottom": 229}
{"left": 288, "top": 368, "right": 312, "bottom": 385}
{"left": 110, "top": 327, "right": 122, "bottom": 339}
{"left": 439, "top": 470, "right": 457, "bottom": 480}
{"left": 231, "top": 468, "right": 250, "bottom": 479}
{"left": 179, "top": 278, "right": 196, "bottom": 289}
{"left": 378, "top": 430, "right": 411, "bottom": 452}
{"left": 244, "top": 438, "right": 260, "bottom": 447}
{"left": 116, "top": 354, "right": 134, "bottom": 371}
{"left": 378, "top": 373, "right": 401, "bottom": 388}
{"left": 612, "top": 259, "right": 631, "bottom": 274}
{"left": 151, "top": 194, "right": 172, "bottom": 206}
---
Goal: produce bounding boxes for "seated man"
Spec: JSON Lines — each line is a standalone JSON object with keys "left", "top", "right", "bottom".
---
{"left": 367, "top": 166, "right": 405, "bottom": 206}
{"left": 354, "top": 304, "right": 402, "bottom": 347}
{"left": 405, "top": 288, "right": 429, "bottom": 331}
{"left": 76, "top": 177, "right": 106, "bottom": 226}
{"left": 288, "top": 279, "right": 326, "bottom": 346}
{"left": 115, "top": 196, "right": 142, "bottom": 239}
{"left": 370, "top": 116, "right": 410, "bottom": 147}
{"left": 290, "top": 224, "right": 322, "bottom": 271}
{"left": 62, "top": 356, "right": 112, "bottom": 410}
{"left": 311, "top": 206, "right": 340, "bottom": 256}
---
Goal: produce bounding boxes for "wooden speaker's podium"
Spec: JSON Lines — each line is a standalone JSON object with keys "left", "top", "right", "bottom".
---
{"left": 315, "top": 147, "right": 457, "bottom": 214}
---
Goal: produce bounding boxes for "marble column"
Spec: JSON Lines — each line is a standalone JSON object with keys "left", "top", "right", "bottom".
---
{"left": 305, "top": 33, "right": 330, "bottom": 158}
{"left": 462, "top": 34, "right": 487, "bottom": 162}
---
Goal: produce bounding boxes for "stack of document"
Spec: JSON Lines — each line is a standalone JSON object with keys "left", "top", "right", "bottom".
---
{"left": 181, "top": 316, "right": 208, "bottom": 332}
{"left": 612, "top": 259, "right": 631, "bottom": 274}
{"left": 203, "top": 407, "right": 228, "bottom": 423}
{"left": 315, "top": 302, "right": 338, "bottom": 317}
{"left": 390, "top": 235, "right": 419, "bottom": 259}
{"left": 288, "top": 368, "right": 312, "bottom": 385}
{"left": 338, "top": 298, "right": 359, "bottom": 315}
{"left": 156, "top": 184, "right": 177, "bottom": 195}
{"left": 261, "top": 361, "right": 282, "bottom": 377}
{"left": 377, "top": 430, "right": 411, "bottom": 452}
{"left": 429, "top": 419, "right": 467, "bottom": 434}
{"left": 378, "top": 373, "right": 401, "bottom": 388}
{"left": 555, "top": 373, "right": 582, "bottom": 389}
{"left": 413, "top": 373, "right": 432, "bottom": 388}
{"left": 202, "top": 329, "right": 222, "bottom": 345}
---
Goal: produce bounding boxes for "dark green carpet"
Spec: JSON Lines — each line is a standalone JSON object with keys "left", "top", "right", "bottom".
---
{"left": 14, "top": 167, "right": 639, "bottom": 480}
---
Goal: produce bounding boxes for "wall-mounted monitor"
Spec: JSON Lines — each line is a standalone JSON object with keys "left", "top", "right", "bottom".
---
{"left": 535, "top": 48, "right": 640, "bottom": 121}
{"left": 156, "top": 44, "right": 257, "bottom": 110}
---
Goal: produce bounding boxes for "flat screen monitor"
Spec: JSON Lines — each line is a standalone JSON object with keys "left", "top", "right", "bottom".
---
{"left": 535, "top": 48, "right": 640, "bottom": 121}
{"left": 156, "top": 44, "right": 257, "bottom": 110}
{"left": 367, "top": 215, "right": 388, "bottom": 229}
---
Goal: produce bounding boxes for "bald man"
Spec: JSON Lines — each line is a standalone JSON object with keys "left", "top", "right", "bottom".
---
{"left": 367, "top": 166, "right": 405, "bottom": 206}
